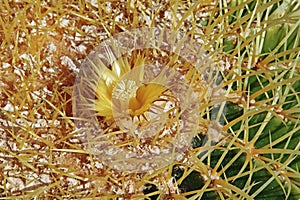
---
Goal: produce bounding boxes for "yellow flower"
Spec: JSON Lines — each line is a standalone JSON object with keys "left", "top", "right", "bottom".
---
{"left": 93, "top": 53, "right": 167, "bottom": 120}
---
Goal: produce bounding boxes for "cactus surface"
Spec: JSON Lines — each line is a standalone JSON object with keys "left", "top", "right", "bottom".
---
{"left": 0, "top": 0, "right": 299, "bottom": 199}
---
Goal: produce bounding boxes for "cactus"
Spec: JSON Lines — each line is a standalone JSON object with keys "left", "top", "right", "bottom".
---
{"left": 0, "top": 0, "right": 299, "bottom": 199}
{"left": 168, "top": 0, "right": 300, "bottom": 199}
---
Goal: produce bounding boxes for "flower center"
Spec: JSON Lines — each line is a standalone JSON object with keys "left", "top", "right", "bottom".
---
{"left": 112, "top": 79, "right": 139, "bottom": 101}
